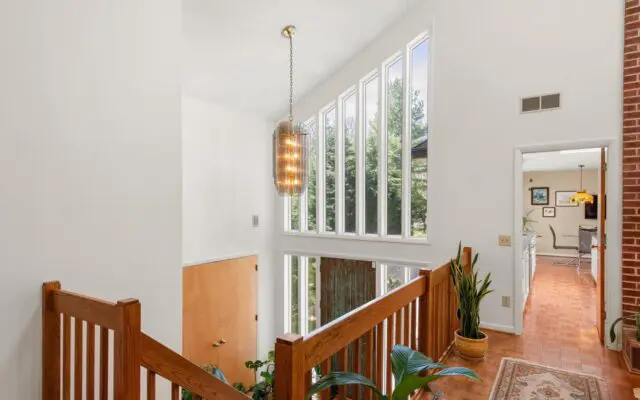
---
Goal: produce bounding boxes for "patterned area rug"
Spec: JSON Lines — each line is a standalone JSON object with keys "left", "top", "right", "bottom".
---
{"left": 489, "top": 358, "right": 610, "bottom": 400}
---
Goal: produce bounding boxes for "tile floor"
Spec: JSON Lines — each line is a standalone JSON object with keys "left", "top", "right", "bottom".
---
{"left": 427, "top": 257, "right": 640, "bottom": 399}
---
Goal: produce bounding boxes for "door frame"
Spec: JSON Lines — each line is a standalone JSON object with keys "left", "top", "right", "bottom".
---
{"left": 513, "top": 137, "right": 622, "bottom": 349}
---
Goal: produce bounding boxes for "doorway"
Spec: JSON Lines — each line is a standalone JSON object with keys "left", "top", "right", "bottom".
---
{"left": 513, "top": 140, "right": 621, "bottom": 348}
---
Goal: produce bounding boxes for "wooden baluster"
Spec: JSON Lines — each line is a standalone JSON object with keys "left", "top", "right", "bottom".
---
{"left": 63, "top": 314, "right": 71, "bottom": 400}
{"left": 320, "top": 358, "right": 330, "bottom": 400}
{"left": 418, "top": 270, "right": 429, "bottom": 356}
{"left": 410, "top": 300, "right": 416, "bottom": 350}
{"left": 171, "top": 383, "right": 180, "bottom": 400}
{"left": 42, "top": 281, "right": 62, "bottom": 399}
{"left": 74, "top": 318, "right": 84, "bottom": 400}
{"left": 386, "top": 315, "right": 393, "bottom": 396}
{"left": 375, "top": 322, "right": 383, "bottom": 392}
{"left": 403, "top": 305, "right": 410, "bottom": 348}
{"left": 353, "top": 337, "right": 361, "bottom": 400}
{"left": 147, "top": 370, "right": 156, "bottom": 399}
{"left": 114, "top": 299, "right": 141, "bottom": 400}
{"left": 100, "top": 327, "right": 109, "bottom": 400}
{"left": 305, "top": 370, "right": 312, "bottom": 398}
{"left": 337, "top": 347, "right": 348, "bottom": 398}
{"left": 365, "top": 329, "right": 374, "bottom": 400}
{"left": 395, "top": 311, "right": 402, "bottom": 347}
{"left": 86, "top": 323, "right": 95, "bottom": 400}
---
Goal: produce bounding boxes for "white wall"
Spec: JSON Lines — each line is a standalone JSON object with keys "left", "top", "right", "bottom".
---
{"left": 275, "top": 0, "right": 623, "bottom": 335}
{"left": 182, "top": 96, "right": 276, "bottom": 358}
{"left": 523, "top": 170, "right": 598, "bottom": 255}
{"left": 0, "top": 0, "right": 181, "bottom": 397}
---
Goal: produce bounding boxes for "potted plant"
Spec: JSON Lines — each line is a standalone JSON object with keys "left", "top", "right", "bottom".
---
{"left": 306, "top": 345, "right": 479, "bottom": 400}
{"left": 234, "top": 351, "right": 275, "bottom": 399}
{"left": 610, "top": 309, "right": 640, "bottom": 374}
{"left": 450, "top": 243, "right": 493, "bottom": 360}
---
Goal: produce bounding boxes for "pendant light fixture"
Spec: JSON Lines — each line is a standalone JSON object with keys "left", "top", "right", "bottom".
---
{"left": 273, "top": 25, "right": 308, "bottom": 196}
{"left": 570, "top": 164, "right": 594, "bottom": 204}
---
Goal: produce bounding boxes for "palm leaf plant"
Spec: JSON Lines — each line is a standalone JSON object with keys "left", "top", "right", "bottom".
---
{"left": 609, "top": 306, "right": 640, "bottom": 342}
{"left": 450, "top": 243, "right": 493, "bottom": 339}
{"left": 306, "top": 345, "right": 479, "bottom": 400}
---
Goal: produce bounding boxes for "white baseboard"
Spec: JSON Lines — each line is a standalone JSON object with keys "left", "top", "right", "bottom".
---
{"left": 537, "top": 252, "right": 577, "bottom": 258}
{"left": 480, "top": 322, "right": 516, "bottom": 334}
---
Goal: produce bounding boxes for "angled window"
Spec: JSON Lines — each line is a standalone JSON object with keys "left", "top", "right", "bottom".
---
{"left": 324, "top": 107, "right": 337, "bottom": 232}
{"left": 386, "top": 58, "right": 404, "bottom": 236}
{"left": 343, "top": 93, "right": 357, "bottom": 233}
{"left": 363, "top": 76, "right": 379, "bottom": 235}
{"left": 410, "top": 39, "right": 429, "bottom": 237}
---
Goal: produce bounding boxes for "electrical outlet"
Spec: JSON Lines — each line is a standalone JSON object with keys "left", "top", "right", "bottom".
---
{"left": 252, "top": 215, "right": 259, "bottom": 228}
{"left": 502, "top": 296, "right": 511, "bottom": 308}
{"left": 498, "top": 235, "right": 512, "bottom": 247}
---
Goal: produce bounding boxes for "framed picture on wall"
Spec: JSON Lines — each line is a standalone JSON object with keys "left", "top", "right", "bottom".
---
{"left": 531, "top": 187, "right": 549, "bottom": 205}
{"left": 556, "top": 191, "right": 578, "bottom": 207}
{"left": 542, "top": 207, "right": 556, "bottom": 218}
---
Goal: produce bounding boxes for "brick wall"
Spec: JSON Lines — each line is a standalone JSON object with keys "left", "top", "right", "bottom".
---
{"left": 624, "top": 0, "right": 640, "bottom": 316}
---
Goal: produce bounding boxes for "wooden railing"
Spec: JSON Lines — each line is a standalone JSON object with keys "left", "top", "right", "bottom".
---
{"left": 275, "top": 248, "right": 471, "bottom": 400}
{"left": 42, "top": 281, "right": 249, "bottom": 400}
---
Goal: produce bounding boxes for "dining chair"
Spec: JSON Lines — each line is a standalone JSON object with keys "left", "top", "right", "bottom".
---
{"left": 549, "top": 225, "right": 579, "bottom": 265}
{"left": 578, "top": 226, "right": 597, "bottom": 272}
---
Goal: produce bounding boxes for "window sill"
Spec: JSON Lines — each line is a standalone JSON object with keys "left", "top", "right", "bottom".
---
{"left": 281, "top": 231, "right": 431, "bottom": 245}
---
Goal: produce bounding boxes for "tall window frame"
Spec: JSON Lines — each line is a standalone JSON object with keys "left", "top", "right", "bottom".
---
{"left": 284, "top": 32, "right": 431, "bottom": 244}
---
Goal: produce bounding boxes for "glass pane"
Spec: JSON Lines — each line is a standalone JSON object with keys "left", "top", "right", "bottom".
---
{"left": 364, "top": 77, "right": 379, "bottom": 234}
{"left": 410, "top": 40, "right": 429, "bottom": 237}
{"left": 344, "top": 93, "right": 357, "bottom": 233}
{"left": 308, "top": 256, "right": 318, "bottom": 332}
{"left": 409, "top": 267, "right": 420, "bottom": 281}
{"left": 290, "top": 194, "right": 300, "bottom": 231}
{"left": 387, "top": 265, "right": 406, "bottom": 292}
{"left": 290, "top": 255, "right": 300, "bottom": 334}
{"left": 386, "top": 59, "right": 403, "bottom": 236}
{"left": 324, "top": 107, "right": 337, "bottom": 232}
{"left": 306, "top": 118, "right": 317, "bottom": 232}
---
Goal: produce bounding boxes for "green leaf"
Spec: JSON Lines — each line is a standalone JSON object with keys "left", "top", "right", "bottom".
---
{"left": 390, "top": 344, "right": 444, "bottom": 385}
{"left": 306, "top": 372, "right": 386, "bottom": 400}
{"left": 391, "top": 367, "right": 479, "bottom": 400}
{"left": 434, "top": 367, "right": 480, "bottom": 381}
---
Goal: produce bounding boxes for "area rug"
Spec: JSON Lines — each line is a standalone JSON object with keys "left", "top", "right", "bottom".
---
{"left": 489, "top": 358, "right": 610, "bottom": 400}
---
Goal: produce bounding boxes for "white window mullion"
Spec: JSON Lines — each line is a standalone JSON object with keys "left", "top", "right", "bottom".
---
{"left": 356, "top": 81, "right": 365, "bottom": 236}
{"left": 401, "top": 48, "right": 411, "bottom": 239}
{"left": 284, "top": 255, "right": 291, "bottom": 333}
{"left": 379, "top": 64, "right": 388, "bottom": 237}
{"left": 318, "top": 110, "right": 326, "bottom": 233}
{"left": 336, "top": 98, "right": 345, "bottom": 234}
{"left": 300, "top": 256, "right": 309, "bottom": 335}
{"left": 284, "top": 196, "right": 291, "bottom": 231}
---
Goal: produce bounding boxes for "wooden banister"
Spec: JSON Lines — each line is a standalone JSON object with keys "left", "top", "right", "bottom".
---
{"left": 140, "top": 333, "right": 249, "bottom": 399}
{"left": 42, "top": 282, "right": 249, "bottom": 400}
{"left": 303, "top": 275, "right": 426, "bottom": 370}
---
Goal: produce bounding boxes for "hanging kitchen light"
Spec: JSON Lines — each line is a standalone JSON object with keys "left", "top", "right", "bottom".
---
{"left": 570, "top": 164, "right": 594, "bottom": 204}
{"left": 273, "top": 25, "right": 308, "bottom": 196}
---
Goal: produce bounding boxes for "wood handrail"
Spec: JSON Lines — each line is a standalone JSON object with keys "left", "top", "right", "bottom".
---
{"left": 302, "top": 274, "right": 426, "bottom": 370}
{"left": 53, "top": 289, "right": 120, "bottom": 330}
{"left": 140, "top": 333, "right": 250, "bottom": 399}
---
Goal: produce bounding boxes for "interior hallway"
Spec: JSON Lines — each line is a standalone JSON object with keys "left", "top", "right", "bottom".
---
{"left": 430, "top": 257, "right": 640, "bottom": 399}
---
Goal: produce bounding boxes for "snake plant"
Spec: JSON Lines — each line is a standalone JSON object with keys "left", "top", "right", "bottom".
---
{"left": 306, "top": 345, "right": 479, "bottom": 400}
{"left": 450, "top": 243, "right": 493, "bottom": 340}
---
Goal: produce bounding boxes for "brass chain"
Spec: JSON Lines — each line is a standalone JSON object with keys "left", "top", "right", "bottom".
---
{"left": 289, "top": 32, "right": 294, "bottom": 123}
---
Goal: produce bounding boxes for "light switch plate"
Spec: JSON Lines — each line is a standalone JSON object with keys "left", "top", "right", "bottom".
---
{"left": 252, "top": 215, "right": 259, "bottom": 228}
{"left": 502, "top": 296, "right": 511, "bottom": 308}
{"left": 499, "top": 235, "right": 512, "bottom": 247}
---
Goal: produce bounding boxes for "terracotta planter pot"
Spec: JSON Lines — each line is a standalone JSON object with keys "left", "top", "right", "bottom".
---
{"left": 454, "top": 329, "right": 488, "bottom": 360}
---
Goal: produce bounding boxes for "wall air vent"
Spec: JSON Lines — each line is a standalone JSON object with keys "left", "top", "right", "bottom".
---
{"left": 521, "top": 93, "right": 561, "bottom": 113}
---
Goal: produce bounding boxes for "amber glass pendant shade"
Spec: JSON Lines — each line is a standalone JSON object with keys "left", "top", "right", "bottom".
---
{"left": 273, "top": 121, "right": 308, "bottom": 196}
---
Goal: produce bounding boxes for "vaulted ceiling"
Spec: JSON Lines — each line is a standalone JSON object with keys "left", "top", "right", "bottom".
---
{"left": 183, "top": 0, "right": 419, "bottom": 120}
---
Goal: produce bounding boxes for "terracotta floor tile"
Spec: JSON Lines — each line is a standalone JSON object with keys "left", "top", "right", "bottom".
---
{"left": 422, "top": 257, "right": 640, "bottom": 399}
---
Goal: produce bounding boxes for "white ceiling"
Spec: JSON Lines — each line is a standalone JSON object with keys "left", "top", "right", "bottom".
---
{"left": 183, "top": 0, "right": 418, "bottom": 119}
{"left": 522, "top": 148, "right": 601, "bottom": 172}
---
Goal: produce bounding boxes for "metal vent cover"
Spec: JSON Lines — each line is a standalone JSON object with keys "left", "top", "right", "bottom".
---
{"left": 521, "top": 93, "right": 560, "bottom": 113}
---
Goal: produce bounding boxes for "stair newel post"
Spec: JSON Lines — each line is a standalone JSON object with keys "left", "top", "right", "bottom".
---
{"left": 275, "top": 333, "right": 305, "bottom": 400}
{"left": 114, "top": 298, "right": 141, "bottom": 400}
{"left": 42, "top": 281, "right": 62, "bottom": 400}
